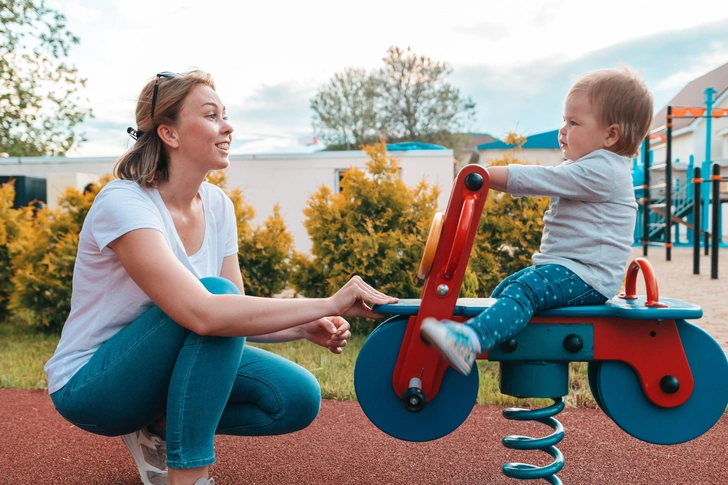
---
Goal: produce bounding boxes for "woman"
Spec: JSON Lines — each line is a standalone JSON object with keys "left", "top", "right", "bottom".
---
{"left": 44, "top": 69, "right": 396, "bottom": 485}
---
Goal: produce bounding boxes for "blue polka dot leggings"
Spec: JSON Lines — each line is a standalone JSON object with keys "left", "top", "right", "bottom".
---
{"left": 466, "top": 264, "right": 608, "bottom": 351}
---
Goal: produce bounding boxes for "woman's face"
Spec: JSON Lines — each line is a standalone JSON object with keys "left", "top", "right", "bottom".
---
{"left": 172, "top": 84, "right": 234, "bottom": 173}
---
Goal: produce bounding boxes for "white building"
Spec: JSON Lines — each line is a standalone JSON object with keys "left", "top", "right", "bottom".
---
{"left": 0, "top": 147, "right": 455, "bottom": 253}
{"left": 476, "top": 129, "right": 564, "bottom": 167}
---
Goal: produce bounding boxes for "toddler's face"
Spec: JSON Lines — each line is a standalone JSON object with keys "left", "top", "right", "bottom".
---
{"left": 559, "top": 94, "right": 609, "bottom": 162}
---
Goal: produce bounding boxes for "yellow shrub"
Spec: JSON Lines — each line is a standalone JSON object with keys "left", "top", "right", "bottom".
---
{"left": 8, "top": 178, "right": 109, "bottom": 331}
{"left": 0, "top": 182, "right": 35, "bottom": 319}
{"left": 470, "top": 151, "right": 549, "bottom": 296}
{"left": 290, "top": 138, "right": 442, "bottom": 333}
{"left": 207, "top": 171, "right": 294, "bottom": 297}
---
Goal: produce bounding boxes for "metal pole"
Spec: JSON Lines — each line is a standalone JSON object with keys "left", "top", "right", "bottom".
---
{"left": 704, "top": 88, "right": 716, "bottom": 254}
{"left": 642, "top": 136, "right": 650, "bottom": 256}
{"left": 711, "top": 163, "right": 720, "bottom": 279}
{"left": 705, "top": 88, "right": 716, "bottom": 170}
{"left": 693, "top": 167, "right": 701, "bottom": 275}
{"left": 666, "top": 106, "right": 673, "bottom": 261}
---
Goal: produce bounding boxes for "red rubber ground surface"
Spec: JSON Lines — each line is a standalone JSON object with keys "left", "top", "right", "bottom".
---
{"left": 1, "top": 389, "right": 726, "bottom": 484}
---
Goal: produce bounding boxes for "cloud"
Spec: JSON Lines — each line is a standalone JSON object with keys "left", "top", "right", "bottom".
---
{"left": 225, "top": 81, "right": 320, "bottom": 153}
{"left": 461, "top": 22, "right": 509, "bottom": 42}
{"left": 63, "top": 3, "right": 101, "bottom": 23}
{"left": 452, "top": 20, "right": 728, "bottom": 138}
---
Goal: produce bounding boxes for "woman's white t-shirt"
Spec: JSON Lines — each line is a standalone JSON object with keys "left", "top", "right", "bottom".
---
{"left": 44, "top": 180, "right": 238, "bottom": 394}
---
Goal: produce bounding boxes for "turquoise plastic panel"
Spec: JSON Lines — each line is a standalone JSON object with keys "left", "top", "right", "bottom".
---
{"left": 374, "top": 296, "right": 702, "bottom": 321}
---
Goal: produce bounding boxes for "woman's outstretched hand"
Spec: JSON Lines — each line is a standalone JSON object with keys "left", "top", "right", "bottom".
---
{"left": 329, "top": 275, "right": 398, "bottom": 319}
{"left": 302, "top": 316, "right": 352, "bottom": 354}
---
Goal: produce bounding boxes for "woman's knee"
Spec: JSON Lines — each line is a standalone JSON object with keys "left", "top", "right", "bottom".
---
{"left": 277, "top": 366, "right": 321, "bottom": 431}
{"left": 199, "top": 276, "right": 240, "bottom": 295}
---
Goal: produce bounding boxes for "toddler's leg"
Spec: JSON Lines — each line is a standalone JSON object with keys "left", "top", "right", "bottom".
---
{"left": 422, "top": 265, "right": 604, "bottom": 375}
{"left": 468, "top": 265, "right": 603, "bottom": 347}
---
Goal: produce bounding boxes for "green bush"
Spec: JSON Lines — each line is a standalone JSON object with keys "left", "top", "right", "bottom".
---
{"left": 5, "top": 172, "right": 293, "bottom": 331}
{"left": 0, "top": 183, "right": 34, "bottom": 319}
{"left": 8, "top": 179, "right": 107, "bottom": 331}
{"left": 206, "top": 171, "right": 293, "bottom": 297}
{"left": 290, "top": 138, "right": 443, "bottom": 333}
{"left": 470, "top": 146, "right": 549, "bottom": 296}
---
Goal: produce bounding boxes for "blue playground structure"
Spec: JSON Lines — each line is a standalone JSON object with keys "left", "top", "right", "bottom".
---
{"left": 633, "top": 87, "right": 728, "bottom": 277}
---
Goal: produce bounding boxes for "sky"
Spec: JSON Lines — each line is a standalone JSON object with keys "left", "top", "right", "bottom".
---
{"left": 46, "top": 0, "right": 728, "bottom": 157}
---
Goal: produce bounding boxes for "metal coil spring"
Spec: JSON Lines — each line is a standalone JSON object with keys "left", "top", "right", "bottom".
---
{"left": 501, "top": 397, "right": 566, "bottom": 484}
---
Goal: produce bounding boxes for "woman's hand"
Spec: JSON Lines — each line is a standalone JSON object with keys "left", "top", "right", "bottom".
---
{"left": 302, "top": 317, "right": 352, "bottom": 354}
{"left": 329, "top": 276, "right": 398, "bottom": 319}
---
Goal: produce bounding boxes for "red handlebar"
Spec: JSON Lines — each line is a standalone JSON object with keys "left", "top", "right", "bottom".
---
{"left": 619, "top": 258, "right": 667, "bottom": 308}
{"left": 440, "top": 194, "right": 475, "bottom": 280}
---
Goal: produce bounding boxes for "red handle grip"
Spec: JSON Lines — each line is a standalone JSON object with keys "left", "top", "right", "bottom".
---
{"left": 619, "top": 258, "right": 667, "bottom": 308}
{"left": 441, "top": 194, "right": 475, "bottom": 280}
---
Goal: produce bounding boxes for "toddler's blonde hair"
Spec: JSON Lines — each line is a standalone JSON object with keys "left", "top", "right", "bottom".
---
{"left": 566, "top": 68, "right": 653, "bottom": 157}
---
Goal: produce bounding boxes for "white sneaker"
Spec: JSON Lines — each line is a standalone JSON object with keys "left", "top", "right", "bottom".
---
{"left": 121, "top": 427, "right": 167, "bottom": 485}
{"left": 420, "top": 318, "right": 477, "bottom": 375}
{"left": 193, "top": 478, "right": 215, "bottom": 485}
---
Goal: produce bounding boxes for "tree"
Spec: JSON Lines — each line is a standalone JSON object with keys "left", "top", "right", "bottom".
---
{"left": 310, "top": 67, "right": 381, "bottom": 150}
{"left": 310, "top": 47, "right": 475, "bottom": 153}
{"left": 1, "top": 0, "right": 92, "bottom": 156}
{"left": 379, "top": 47, "right": 475, "bottom": 145}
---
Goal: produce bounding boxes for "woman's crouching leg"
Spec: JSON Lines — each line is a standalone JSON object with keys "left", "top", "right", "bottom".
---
{"left": 216, "top": 345, "right": 321, "bottom": 437}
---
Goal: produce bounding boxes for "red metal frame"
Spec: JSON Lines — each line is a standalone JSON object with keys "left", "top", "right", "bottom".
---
{"left": 392, "top": 165, "right": 489, "bottom": 399}
{"left": 525, "top": 316, "right": 694, "bottom": 408}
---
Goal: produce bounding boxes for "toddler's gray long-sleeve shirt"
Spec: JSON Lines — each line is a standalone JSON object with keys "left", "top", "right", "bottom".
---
{"left": 506, "top": 149, "right": 638, "bottom": 298}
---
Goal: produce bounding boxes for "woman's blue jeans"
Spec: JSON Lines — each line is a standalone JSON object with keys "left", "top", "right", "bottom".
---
{"left": 50, "top": 277, "right": 321, "bottom": 469}
{"left": 467, "top": 265, "right": 608, "bottom": 350}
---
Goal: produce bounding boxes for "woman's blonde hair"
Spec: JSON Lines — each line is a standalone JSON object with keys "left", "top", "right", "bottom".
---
{"left": 566, "top": 68, "right": 653, "bottom": 157}
{"left": 115, "top": 70, "right": 215, "bottom": 187}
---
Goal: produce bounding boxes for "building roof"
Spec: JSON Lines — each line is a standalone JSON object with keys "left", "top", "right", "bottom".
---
{"left": 476, "top": 130, "right": 560, "bottom": 150}
{"left": 461, "top": 133, "right": 497, "bottom": 150}
{"left": 652, "top": 61, "right": 728, "bottom": 135}
{"left": 386, "top": 142, "right": 446, "bottom": 151}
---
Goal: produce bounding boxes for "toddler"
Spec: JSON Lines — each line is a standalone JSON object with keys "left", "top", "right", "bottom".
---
{"left": 421, "top": 68, "right": 654, "bottom": 375}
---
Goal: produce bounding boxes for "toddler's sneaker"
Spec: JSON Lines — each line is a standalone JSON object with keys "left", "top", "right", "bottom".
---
{"left": 121, "top": 427, "right": 167, "bottom": 485}
{"left": 420, "top": 318, "right": 477, "bottom": 375}
{"left": 194, "top": 478, "right": 215, "bottom": 485}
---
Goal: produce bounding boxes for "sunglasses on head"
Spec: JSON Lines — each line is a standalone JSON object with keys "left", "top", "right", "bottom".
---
{"left": 151, "top": 71, "right": 177, "bottom": 120}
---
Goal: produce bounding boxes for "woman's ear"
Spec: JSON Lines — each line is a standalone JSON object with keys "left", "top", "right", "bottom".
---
{"left": 157, "top": 124, "right": 180, "bottom": 149}
{"left": 604, "top": 123, "right": 621, "bottom": 149}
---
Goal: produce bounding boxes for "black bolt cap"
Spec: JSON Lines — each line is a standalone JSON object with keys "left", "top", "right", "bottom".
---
{"left": 402, "top": 387, "right": 427, "bottom": 413}
{"left": 563, "top": 334, "right": 584, "bottom": 353}
{"left": 499, "top": 338, "right": 518, "bottom": 353}
{"left": 660, "top": 375, "right": 680, "bottom": 394}
{"left": 464, "top": 173, "right": 484, "bottom": 191}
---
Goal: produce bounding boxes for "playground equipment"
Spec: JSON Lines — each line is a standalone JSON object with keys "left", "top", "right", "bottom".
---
{"left": 636, "top": 87, "right": 728, "bottom": 273}
{"left": 354, "top": 165, "right": 728, "bottom": 484}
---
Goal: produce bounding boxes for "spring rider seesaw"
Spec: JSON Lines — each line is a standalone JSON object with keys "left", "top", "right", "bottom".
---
{"left": 353, "top": 164, "right": 728, "bottom": 484}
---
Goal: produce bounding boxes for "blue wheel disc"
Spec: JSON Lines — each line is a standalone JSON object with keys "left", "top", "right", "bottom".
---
{"left": 354, "top": 316, "right": 479, "bottom": 442}
{"left": 597, "top": 320, "right": 728, "bottom": 444}
{"left": 587, "top": 362, "right": 608, "bottom": 416}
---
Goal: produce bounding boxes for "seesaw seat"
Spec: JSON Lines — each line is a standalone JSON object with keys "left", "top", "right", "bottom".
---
{"left": 374, "top": 296, "right": 703, "bottom": 321}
